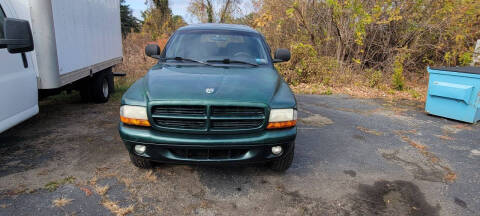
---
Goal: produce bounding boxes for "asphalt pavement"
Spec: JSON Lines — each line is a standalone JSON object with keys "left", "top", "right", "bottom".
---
{"left": 0, "top": 94, "right": 479, "bottom": 216}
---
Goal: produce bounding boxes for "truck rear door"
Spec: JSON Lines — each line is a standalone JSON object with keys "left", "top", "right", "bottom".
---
{"left": 0, "top": 1, "right": 38, "bottom": 133}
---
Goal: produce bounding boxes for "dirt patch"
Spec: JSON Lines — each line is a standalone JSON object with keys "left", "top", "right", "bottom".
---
{"left": 394, "top": 131, "right": 456, "bottom": 183}
{"left": 379, "top": 148, "right": 452, "bottom": 183}
{"left": 442, "top": 124, "right": 473, "bottom": 134}
{"left": 357, "top": 126, "right": 384, "bottom": 136}
{"left": 351, "top": 180, "right": 440, "bottom": 216}
{"left": 434, "top": 135, "right": 455, "bottom": 141}
{"left": 298, "top": 114, "right": 333, "bottom": 128}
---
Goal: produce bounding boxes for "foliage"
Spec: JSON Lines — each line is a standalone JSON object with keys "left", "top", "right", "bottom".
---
{"left": 278, "top": 42, "right": 338, "bottom": 84}
{"left": 367, "top": 69, "right": 383, "bottom": 88}
{"left": 120, "top": 0, "right": 141, "bottom": 37}
{"left": 142, "top": 0, "right": 187, "bottom": 39}
{"left": 392, "top": 54, "right": 406, "bottom": 90}
{"left": 252, "top": 0, "right": 480, "bottom": 88}
{"left": 44, "top": 176, "right": 76, "bottom": 192}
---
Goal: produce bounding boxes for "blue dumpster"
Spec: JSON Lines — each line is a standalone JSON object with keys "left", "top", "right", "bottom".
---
{"left": 426, "top": 67, "right": 480, "bottom": 123}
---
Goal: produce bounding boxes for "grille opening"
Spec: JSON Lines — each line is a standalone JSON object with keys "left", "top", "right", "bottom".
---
{"left": 151, "top": 105, "right": 265, "bottom": 132}
{"left": 211, "top": 106, "right": 265, "bottom": 117}
{"left": 152, "top": 105, "right": 206, "bottom": 116}
{"left": 168, "top": 148, "right": 248, "bottom": 159}
{"left": 154, "top": 118, "right": 206, "bottom": 130}
{"left": 211, "top": 119, "right": 263, "bottom": 130}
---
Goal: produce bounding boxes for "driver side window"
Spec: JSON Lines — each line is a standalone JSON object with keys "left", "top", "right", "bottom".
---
{"left": 0, "top": 5, "right": 5, "bottom": 39}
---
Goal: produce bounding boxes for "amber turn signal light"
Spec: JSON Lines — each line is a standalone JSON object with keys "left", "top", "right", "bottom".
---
{"left": 267, "top": 120, "right": 296, "bottom": 129}
{"left": 120, "top": 116, "right": 151, "bottom": 127}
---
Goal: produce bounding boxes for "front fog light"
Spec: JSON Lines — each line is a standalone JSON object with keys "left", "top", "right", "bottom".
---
{"left": 135, "top": 145, "right": 146, "bottom": 154}
{"left": 271, "top": 146, "right": 283, "bottom": 155}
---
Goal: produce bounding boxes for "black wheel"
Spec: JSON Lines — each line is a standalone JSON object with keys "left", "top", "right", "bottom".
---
{"left": 79, "top": 78, "right": 92, "bottom": 102}
{"left": 270, "top": 142, "right": 295, "bottom": 172}
{"left": 78, "top": 68, "right": 114, "bottom": 103}
{"left": 91, "top": 69, "right": 112, "bottom": 103}
{"left": 129, "top": 153, "right": 152, "bottom": 169}
{"left": 106, "top": 68, "right": 115, "bottom": 94}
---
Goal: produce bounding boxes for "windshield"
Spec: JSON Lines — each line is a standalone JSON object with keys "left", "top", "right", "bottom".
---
{"left": 164, "top": 30, "right": 270, "bottom": 65}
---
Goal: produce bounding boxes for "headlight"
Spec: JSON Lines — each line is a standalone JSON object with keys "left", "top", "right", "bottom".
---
{"left": 120, "top": 105, "right": 151, "bottom": 127}
{"left": 267, "top": 108, "right": 297, "bottom": 129}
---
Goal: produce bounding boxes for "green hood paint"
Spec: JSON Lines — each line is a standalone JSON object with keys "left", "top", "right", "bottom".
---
{"left": 146, "top": 64, "right": 279, "bottom": 103}
{"left": 122, "top": 64, "right": 296, "bottom": 109}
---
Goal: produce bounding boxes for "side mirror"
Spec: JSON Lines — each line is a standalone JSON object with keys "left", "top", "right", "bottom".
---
{"left": 273, "top": 48, "right": 291, "bottom": 63}
{"left": 145, "top": 44, "right": 161, "bottom": 59}
{"left": 0, "top": 18, "right": 34, "bottom": 53}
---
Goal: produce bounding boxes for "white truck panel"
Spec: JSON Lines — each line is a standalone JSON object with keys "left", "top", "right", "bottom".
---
{"left": 0, "top": 0, "right": 122, "bottom": 133}
{"left": 51, "top": 0, "right": 122, "bottom": 76}
{"left": 0, "top": 0, "right": 38, "bottom": 133}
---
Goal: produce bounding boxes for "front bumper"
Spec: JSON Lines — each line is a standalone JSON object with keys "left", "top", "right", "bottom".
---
{"left": 119, "top": 123, "right": 296, "bottom": 164}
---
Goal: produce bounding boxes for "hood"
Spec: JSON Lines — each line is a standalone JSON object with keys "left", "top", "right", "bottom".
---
{"left": 144, "top": 64, "right": 281, "bottom": 104}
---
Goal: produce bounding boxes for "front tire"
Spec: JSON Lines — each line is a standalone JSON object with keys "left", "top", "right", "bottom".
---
{"left": 270, "top": 142, "right": 295, "bottom": 172}
{"left": 129, "top": 153, "right": 152, "bottom": 169}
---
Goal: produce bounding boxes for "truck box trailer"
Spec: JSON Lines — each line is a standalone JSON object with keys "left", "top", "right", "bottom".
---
{"left": 0, "top": 0, "right": 123, "bottom": 133}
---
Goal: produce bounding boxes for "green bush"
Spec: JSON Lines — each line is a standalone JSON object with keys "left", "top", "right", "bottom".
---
{"left": 278, "top": 43, "right": 338, "bottom": 85}
{"left": 368, "top": 69, "right": 383, "bottom": 87}
{"left": 392, "top": 54, "right": 406, "bottom": 90}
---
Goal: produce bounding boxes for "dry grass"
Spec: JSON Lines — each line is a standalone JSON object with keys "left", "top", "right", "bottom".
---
{"left": 434, "top": 135, "right": 456, "bottom": 141}
{"left": 52, "top": 197, "right": 73, "bottom": 207}
{"left": 144, "top": 170, "right": 157, "bottom": 182}
{"left": 89, "top": 176, "right": 98, "bottom": 186}
{"left": 114, "top": 33, "right": 157, "bottom": 87}
{"left": 292, "top": 82, "right": 427, "bottom": 102}
{"left": 120, "top": 177, "right": 133, "bottom": 188}
{"left": 95, "top": 185, "right": 110, "bottom": 196}
{"left": 80, "top": 187, "right": 93, "bottom": 196}
{"left": 102, "top": 199, "right": 134, "bottom": 216}
{"left": 356, "top": 126, "right": 384, "bottom": 136}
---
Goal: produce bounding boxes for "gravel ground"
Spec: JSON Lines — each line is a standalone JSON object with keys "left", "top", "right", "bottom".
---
{"left": 0, "top": 93, "right": 479, "bottom": 216}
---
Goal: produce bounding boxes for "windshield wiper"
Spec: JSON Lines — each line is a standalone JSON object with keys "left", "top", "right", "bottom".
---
{"left": 163, "top": 57, "right": 212, "bottom": 66}
{"left": 206, "top": 59, "right": 258, "bottom": 67}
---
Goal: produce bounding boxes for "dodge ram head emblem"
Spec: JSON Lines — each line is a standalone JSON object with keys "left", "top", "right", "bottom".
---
{"left": 205, "top": 88, "right": 215, "bottom": 94}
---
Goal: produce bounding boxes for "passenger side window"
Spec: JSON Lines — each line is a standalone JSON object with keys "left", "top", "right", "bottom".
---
{"left": 0, "top": 5, "right": 5, "bottom": 39}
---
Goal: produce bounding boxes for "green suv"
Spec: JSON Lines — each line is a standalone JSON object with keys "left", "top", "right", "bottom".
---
{"left": 118, "top": 24, "right": 297, "bottom": 171}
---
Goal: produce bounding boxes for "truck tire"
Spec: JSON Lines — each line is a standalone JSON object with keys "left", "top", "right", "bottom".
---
{"left": 91, "top": 68, "right": 113, "bottom": 103}
{"left": 79, "top": 78, "right": 92, "bottom": 102}
{"left": 270, "top": 142, "right": 295, "bottom": 172}
{"left": 79, "top": 68, "right": 114, "bottom": 103}
{"left": 129, "top": 153, "right": 152, "bottom": 169}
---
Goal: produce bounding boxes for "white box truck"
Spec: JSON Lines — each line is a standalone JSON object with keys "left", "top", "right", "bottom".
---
{"left": 0, "top": 0, "right": 123, "bottom": 133}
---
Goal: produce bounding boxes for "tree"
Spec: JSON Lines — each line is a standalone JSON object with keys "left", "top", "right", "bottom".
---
{"left": 188, "top": 0, "right": 215, "bottom": 23}
{"left": 120, "top": 0, "right": 140, "bottom": 37}
{"left": 188, "top": 0, "right": 242, "bottom": 23}
{"left": 142, "top": 0, "right": 187, "bottom": 39}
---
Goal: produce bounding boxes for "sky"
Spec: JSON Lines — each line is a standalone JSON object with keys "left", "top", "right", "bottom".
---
{"left": 125, "top": 0, "right": 192, "bottom": 23}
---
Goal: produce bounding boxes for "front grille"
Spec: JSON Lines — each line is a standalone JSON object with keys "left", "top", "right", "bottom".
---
{"left": 211, "top": 119, "right": 264, "bottom": 130}
{"left": 168, "top": 148, "right": 248, "bottom": 159}
{"left": 152, "top": 105, "right": 206, "bottom": 116}
{"left": 211, "top": 106, "right": 265, "bottom": 117}
{"left": 151, "top": 105, "right": 266, "bottom": 132}
{"left": 154, "top": 118, "right": 206, "bottom": 129}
